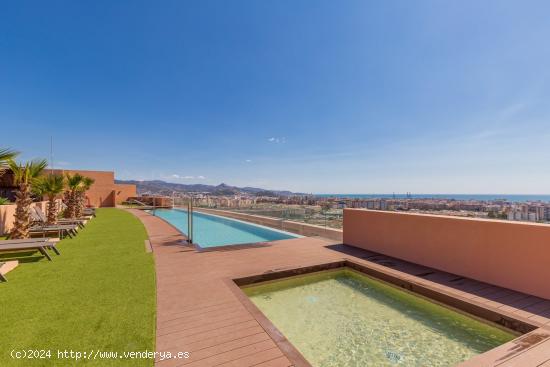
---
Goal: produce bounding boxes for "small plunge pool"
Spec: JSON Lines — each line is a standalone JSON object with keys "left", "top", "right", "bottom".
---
{"left": 242, "top": 268, "right": 515, "bottom": 367}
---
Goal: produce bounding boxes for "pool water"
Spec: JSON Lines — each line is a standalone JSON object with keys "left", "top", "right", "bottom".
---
{"left": 243, "top": 269, "right": 515, "bottom": 367}
{"left": 152, "top": 208, "right": 298, "bottom": 248}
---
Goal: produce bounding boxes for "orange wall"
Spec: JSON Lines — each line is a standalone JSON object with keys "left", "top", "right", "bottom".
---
{"left": 50, "top": 169, "right": 136, "bottom": 207}
{"left": 343, "top": 209, "right": 550, "bottom": 299}
{"left": 0, "top": 200, "right": 55, "bottom": 235}
{"left": 114, "top": 184, "right": 137, "bottom": 205}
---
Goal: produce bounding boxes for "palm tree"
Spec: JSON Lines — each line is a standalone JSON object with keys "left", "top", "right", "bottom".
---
{"left": 75, "top": 176, "right": 95, "bottom": 218}
{"left": 0, "top": 148, "right": 18, "bottom": 176}
{"left": 33, "top": 174, "right": 65, "bottom": 225}
{"left": 8, "top": 159, "right": 48, "bottom": 239}
{"left": 64, "top": 173, "right": 84, "bottom": 219}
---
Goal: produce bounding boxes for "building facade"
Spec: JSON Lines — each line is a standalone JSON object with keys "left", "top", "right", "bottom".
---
{"left": 0, "top": 169, "right": 136, "bottom": 207}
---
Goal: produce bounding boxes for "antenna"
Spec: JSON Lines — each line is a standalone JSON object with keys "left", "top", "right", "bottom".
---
{"left": 50, "top": 135, "right": 54, "bottom": 174}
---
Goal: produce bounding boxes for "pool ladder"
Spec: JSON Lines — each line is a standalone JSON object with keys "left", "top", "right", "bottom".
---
{"left": 187, "top": 199, "right": 194, "bottom": 244}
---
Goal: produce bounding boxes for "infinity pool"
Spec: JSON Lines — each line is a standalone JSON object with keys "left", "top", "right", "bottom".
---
{"left": 243, "top": 269, "right": 514, "bottom": 367}
{"left": 152, "top": 208, "right": 299, "bottom": 248}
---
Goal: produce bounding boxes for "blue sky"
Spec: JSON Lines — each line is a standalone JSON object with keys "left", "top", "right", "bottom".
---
{"left": 1, "top": 1, "right": 549, "bottom": 194}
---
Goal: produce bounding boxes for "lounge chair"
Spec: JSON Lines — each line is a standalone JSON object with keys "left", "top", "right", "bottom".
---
{"left": 32, "top": 207, "right": 87, "bottom": 228}
{"left": 29, "top": 223, "right": 78, "bottom": 239}
{"left": 28, "top": 208, "right": 81, "bottom": 239}
{"left": 82, "top": 208, "right": 96, "bottom": 217}
{"left": 59, "top": 202, "right": 95, "bottom": 219}
{"left": 0, "top": 238, "right": 60, "bottom": 261}
{"left": 0, "top": 262, "right": 6, "bottom": 282}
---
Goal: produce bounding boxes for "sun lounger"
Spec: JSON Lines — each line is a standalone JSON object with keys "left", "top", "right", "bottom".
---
{"left": 83, "top": 208, "right": 96, "bottom": 217}
{"left": 0, "top": 262, "right": 6, "bottom": 282}
{"left": 60, "top": 202, "right": 95, "bottom": 218}
{"left": 0, "top": 238, "right": 60, "bottom": 261}
{"left": 32, "top": 207, "right": 87, "bottom": 228}
{"left": 29, "top": 224, "right": 78, "bottom": 239}
{"left": 0, "top": 238, "right": 60, "bottom": 254}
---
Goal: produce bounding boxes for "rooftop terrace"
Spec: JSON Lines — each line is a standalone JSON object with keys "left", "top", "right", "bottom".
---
{"left": 129, "top": 209, "right": 550, "bottom": 367}
{"left": 2, "top": 194, "right": 550, "bottom": 366}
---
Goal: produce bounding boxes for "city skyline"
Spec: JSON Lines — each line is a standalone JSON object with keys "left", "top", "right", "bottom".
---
{"left": 2, "top": 1, "right": 550, "bottom": 193}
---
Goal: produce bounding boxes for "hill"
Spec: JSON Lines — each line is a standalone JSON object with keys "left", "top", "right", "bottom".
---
{"left": 115, "top": 179, "right": 302, "bottom": 197}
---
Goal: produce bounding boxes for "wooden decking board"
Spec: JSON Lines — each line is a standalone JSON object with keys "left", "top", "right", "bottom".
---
{"left": 158, "top": 314, "right": 256, "bottom": 340}
{"left": 529, "top": 315, "right": 550, "bottom": 326}
{"left": 474, "top": 288, "right": 516, "bottom": 301}
{"left": 497, "top": 339, "right": 550, "bottom": 366}
{"left": 514, "top": 302, "right": 550, "bottom": 319}
{"left": 157, "top": 302, "right": 244, "bottom": 324}
{"left": 127, "top": 209, "right": 550, "bottom": 367}
{"left": 252, "top": 356, "right": 292, "bottom": 367}
{"left": 457, "top": 329, "right": 550, "bottom": 367}
{"left": 181, "top": 340, "right": 279, "bottom": 367}
{"left": 158, "top": 310, "right": 254, "bottom": 336}
{"left": 215, "top": 347, "right": 285, "bottom": 367}
{"left": 184, "top": 326, "right": 268, "bottom": 353}
{"left": 499, "top": 297, "right": 547, "bottom": 314}
{"left": 176, "top": 333, "right": 271, "bottom": 365}
{"left": 158, "top": 304, "right": 247, "bottom": 328}
{"left": 157, "top": 325, "right": 267, "bottom": 358}
{"left": 157, "top": 320, "right": 260, "bottom": 350}
{"left": 158, "top": 309, "right": 253, "bottom": 335}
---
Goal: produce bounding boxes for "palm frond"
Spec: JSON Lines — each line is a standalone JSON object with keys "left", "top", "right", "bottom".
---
{"left": 28, "top": 159, "right": 48, "bottom": 179}
{"left": 0, "top": 148, "right": 19, "bottom": 165}
{"left": 81, "top": 176, "right": 95, "bottom": 191}
{"left": 8, "top": 158, "right": 48, "bottom": 185}
{"left": 66, "top": 173, "right": 84, "bottom": 190}
{"left": 33, "top": 174, "right": 65, "bottom": 197}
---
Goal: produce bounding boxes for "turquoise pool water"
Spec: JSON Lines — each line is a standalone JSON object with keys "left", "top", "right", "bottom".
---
{"left": 152, "top": 208, "right": 299, "bottom": 248}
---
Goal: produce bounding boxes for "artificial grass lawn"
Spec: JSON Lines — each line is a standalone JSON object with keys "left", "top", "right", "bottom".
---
{"left": 0, "top": 209, "right": 156, "bottom": 366}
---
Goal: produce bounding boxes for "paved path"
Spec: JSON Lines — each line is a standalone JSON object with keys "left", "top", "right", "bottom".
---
{"left": 128, "top": 209, "right": 550, "bottom": 367}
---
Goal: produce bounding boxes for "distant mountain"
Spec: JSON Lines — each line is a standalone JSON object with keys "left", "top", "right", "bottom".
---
{"left": 115, "top": 179, "right": 302, "bottom": 197}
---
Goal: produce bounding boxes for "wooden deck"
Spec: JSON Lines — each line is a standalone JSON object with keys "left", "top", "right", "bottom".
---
{"left": 128, "top": 209, "right": 550, "bottom": 367}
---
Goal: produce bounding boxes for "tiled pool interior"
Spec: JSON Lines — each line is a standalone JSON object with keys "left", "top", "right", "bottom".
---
{"left": 152, "top": 208, "right": 298, "bottom": 248}
{"left": 243, "top": 268, "right": 515, "bottom": 367}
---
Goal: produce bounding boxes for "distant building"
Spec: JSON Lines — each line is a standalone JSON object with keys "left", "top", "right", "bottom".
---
{"left": 50, "top": 169, "right": 136, "bottom": 207}
{"left": 0, "top": 168, "right": 136, "bottom": 207}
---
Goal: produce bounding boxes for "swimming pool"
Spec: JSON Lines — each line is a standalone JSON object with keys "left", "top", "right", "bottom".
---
{"left": 152, "top": 208, "right": 299, "bottom": 248}
{"left": 243, "top": 268, "right": 515, "bottom": 367}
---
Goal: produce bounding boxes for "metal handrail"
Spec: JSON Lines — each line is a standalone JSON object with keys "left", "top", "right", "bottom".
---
{"left": 127, "top": 199, "right": 147, "bottom": 206}
{"left": 187, "top": 197, "right": 193, "bottom": 244}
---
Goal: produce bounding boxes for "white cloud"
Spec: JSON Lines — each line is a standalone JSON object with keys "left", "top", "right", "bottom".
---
{"left": 267, "top": 137, "right": 286, "bottom": 144}
{"left": 173, "top": 175, "right": 207, "bottom": 180}
{"left": 245, "top": 159, "right": 252, "bottom": 163}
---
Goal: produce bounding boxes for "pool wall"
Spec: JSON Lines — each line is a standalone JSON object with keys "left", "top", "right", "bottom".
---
{"left": 228, "top": 260, "right": 544, "bottom": 367}
{"left": 233, "top": 260, "right": 535, "bottom": 334}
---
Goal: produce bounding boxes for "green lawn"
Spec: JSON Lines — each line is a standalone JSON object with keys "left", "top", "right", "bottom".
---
{"left": 0, "top": 208, "right": 156, "bottom": 366}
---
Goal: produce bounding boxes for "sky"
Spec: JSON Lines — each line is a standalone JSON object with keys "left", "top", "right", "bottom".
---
{"left": 1, "top": 0, "right": 550, "bottom": 194}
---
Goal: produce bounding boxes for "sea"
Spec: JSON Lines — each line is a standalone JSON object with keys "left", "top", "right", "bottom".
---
{"left": 315, "top": 194, "right": 550, "bottom": 203}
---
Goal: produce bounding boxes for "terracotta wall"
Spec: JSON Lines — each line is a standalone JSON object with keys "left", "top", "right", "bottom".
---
{"left": 129, "top": 196, "right": 172, "bottom": 207}
{"left": 196, "top": 208, "right": 343, "bottom": 241}
{"left": 50, "top": 169, "right": 136, "bottom": 207}
{"left": 114, "top": 184, "right": 137, "bottom": 205}
{"left": 343, "top": 209, "right": 550, "bottom": 299}
{"left": 0, "top": 200, "right": 52, "bottom": 235}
